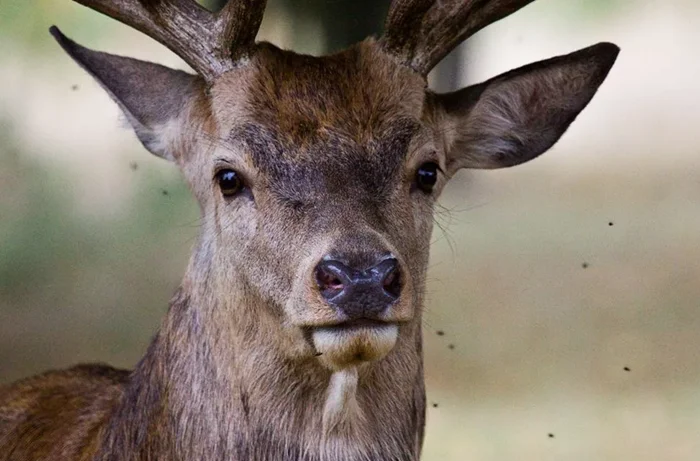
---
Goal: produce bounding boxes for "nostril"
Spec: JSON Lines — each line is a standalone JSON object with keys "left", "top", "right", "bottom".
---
{"left": 314, "top": 256, "right": 403, "bottom": 309}
{"left": 315, "top": 261, "right": 348, "bottom": 300}
{"left": 318, "top": 272, "right": 343, "bottom": 290}
{"left": 380, "top": 259, "right": 402, "bottom": 299}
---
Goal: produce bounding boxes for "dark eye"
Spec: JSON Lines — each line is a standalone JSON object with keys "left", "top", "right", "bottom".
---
{"left": 216, "top": 169, "right": 243, "bottom": 197}
{"left": 415, "top": 162, "right": 439, "bottom": 193}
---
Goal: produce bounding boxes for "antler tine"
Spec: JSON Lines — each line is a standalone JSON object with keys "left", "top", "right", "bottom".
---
{"left": 380, "top": 0, "right": 537, "bottom": 75}
{"left": 215, "top": 0, "right": 268, "bottom": 63}
{"left": 73, "top": 0, "right": 267, "bottom": 81}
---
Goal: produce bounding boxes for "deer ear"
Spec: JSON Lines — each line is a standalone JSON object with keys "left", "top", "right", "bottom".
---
{"left": 435, "top": 43, "right": 619, "bottom": 172}
{"left": 50, "top": 26, "right": 202, "bottom": 162}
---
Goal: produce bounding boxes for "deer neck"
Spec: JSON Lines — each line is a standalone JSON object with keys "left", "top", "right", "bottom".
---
{"left": 99, "top": 278, "right": 426, "bottom": 461}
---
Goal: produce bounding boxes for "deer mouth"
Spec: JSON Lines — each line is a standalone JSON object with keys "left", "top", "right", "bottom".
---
{"left": 323, "top": 318, "right": 393, "bottom": 330}
{"left": 311, "top": 322, "right": 399, "bottom": 370}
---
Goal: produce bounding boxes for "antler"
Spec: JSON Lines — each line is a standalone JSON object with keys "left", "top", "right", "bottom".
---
{"left": 73, "top": 0, "right": 267, "bottom": 81}
{"left": 380, "top": 0, "right": 536, "bottom": 75}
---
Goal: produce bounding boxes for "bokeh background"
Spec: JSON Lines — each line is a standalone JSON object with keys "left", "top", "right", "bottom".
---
{"left": 2, "top": 0, "right": 700, "bottom": 459}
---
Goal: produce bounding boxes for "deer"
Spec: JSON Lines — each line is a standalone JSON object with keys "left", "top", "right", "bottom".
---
{"left": 0, "top": 0, "right": 619, "bottom": 460}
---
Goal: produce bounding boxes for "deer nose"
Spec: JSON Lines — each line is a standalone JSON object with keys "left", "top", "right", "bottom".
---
{"left": 314, "top": 257, "right": 402, "bottom": 319}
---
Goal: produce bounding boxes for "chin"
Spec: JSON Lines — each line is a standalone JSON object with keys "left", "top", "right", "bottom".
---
{"left": 312, "top": 323, "right": 399, "bottom": 371}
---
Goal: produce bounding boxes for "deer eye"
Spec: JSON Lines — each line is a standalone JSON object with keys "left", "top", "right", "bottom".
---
{"left": 415, "top": 162, "right": 439, "bottom": 193}
{"left": 216, "top": 169, "right": 243, "bottom": 197}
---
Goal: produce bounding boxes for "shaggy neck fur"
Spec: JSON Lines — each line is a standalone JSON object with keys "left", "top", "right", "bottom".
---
{"left": 93, "top": 269, "right": 426, "bottom": 461}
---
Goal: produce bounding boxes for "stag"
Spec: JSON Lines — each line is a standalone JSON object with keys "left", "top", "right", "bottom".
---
{"left": 0, "top": 0, "right": 618, "bottom": 459}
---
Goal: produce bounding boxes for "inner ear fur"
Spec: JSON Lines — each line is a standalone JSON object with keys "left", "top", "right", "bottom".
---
{"left": 434, "top": 42, "right": 620, "bottom": 172}
{"left": 50, "top": 26, "right": 203, "bottom": 161}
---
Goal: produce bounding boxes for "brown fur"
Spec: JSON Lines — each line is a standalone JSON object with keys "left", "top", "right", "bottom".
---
{"left": 0, "top": 365, "right": 126, "bottom": 460}
{"left": 2, "top": 1, "right": 619, "bottom": 460}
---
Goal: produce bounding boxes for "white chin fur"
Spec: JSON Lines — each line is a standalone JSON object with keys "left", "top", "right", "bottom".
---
{"left": 313, "top": 324, "right": 399, "bottom": 371}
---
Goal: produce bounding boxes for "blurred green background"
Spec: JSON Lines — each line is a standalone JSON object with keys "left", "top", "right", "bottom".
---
{"left": 2, "top": 1, "right": 700, "bottom": 460}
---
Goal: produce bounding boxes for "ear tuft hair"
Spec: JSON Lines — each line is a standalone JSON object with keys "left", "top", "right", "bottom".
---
{"left": 436, "top": 42, "right": 620, "bottom": 171}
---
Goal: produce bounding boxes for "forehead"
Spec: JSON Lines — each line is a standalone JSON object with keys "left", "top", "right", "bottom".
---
{"left": 209, "top": 39, "right": 427, "bottom": 156}
{"left": 206, "top": 40, "right": 429, "bottom": 197}
{"left": 229, "top": 119, "right": 420, "bottom": 203}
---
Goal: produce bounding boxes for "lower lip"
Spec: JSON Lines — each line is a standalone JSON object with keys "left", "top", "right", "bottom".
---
{"left": 318, "top": 319, "right": 393, "bottom": 332}
{"left": 311, "top": 323, "right": 399, "bottom": 368}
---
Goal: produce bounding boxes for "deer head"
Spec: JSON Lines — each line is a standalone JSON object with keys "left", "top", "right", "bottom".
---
{"left": 50, "top": 0, "right": 618, "bottom": 453}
